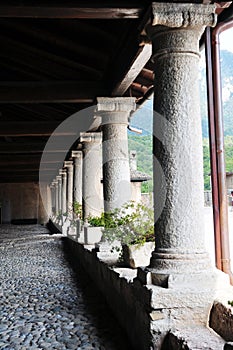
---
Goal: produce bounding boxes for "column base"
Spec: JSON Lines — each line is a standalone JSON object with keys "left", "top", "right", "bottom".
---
{"left": 146, "top": 250, "right": 213, "bottom": 287}
{"left": 136, "top": 253, "right": 233, "bottom": 348}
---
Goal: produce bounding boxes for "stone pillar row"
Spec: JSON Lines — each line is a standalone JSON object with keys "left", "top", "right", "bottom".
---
{"left": 49, "top": 97, "right": 135, "bottom": 222}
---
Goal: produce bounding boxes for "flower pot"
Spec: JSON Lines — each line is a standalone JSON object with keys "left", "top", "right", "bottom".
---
{"left": 122, "top": 241, "right": 154, "bottom": 268}
{"left": 84, "top": 226, "right": 103, "bottom": 244}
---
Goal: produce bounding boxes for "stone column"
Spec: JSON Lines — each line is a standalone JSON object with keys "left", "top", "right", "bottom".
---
{"left": 50, "top": 182, "right": 56, "bottom": 216}
{"left": 72, "top": 150, "right": 83, "bottom": 206}
{"left": 64, "top": 161, "right": 73, "bottom": 218}
{"left": 56, "top": 175, "right": 62, "bottom": 215}
{"left": 80, "top": 132, "right": 103, "bottom": 219}
{"left": 146, "top": 4, "right": 217, "bottom": 280}
{"left": 54, "top": 180, "right": 59, "bottom": 216}
{"left": 46, "top": 184, "right": 52, "bottom": 218}
{"left": 97, "top": 97, "right": 136, "bottom": 212}
{"left": 59, "top": 169, "right": 67, "bottom": 215}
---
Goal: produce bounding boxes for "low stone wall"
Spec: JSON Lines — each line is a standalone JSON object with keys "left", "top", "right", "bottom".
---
{"left": 64, "top": 237, "right": 153, "bottom": 350}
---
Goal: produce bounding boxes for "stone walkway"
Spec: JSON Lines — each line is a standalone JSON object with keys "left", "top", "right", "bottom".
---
{"left": 0, "top": 225, "right": 133, "bottom": 350}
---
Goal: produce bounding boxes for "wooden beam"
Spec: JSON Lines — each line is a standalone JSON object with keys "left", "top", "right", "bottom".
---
{"left": 0, "top": 81, "right": 106, "bottom": 103}
{"left": 0, "top": 121, "right": 77, "bottom": 136}
{"left": 0, "top": 143, "right": 69, "bottom": 154}
{"left": 0, "top": 154, "right": 63, "bottom": 165}
{"left": 0, "top": 175, "right": 53, "bottom": 183}
{"left": 0, "top": 176, "right": 40, "bottom": 183}
{"left": 0, "top": 5, "right": 143, "bottom": 19}
{"left": 0, "top": 164, "right": 58, "bottom": 171}
{"left": 112, "top": 44, "right": 152, "bottom": 96}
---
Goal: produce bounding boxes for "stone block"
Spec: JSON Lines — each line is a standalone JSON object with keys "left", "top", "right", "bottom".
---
{"left": 83, "top": 226, "right": 103, "bottom": 244}
{"left": 209, "top": 301, "right": 233, "bottom": 341}
{"left": 122, "top": 242, "right": 154, "bottom": 269}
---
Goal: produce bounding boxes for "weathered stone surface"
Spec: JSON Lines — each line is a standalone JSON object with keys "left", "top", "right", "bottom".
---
{"left": 210, "top": 301, "right": 233, "bottom": 342}
{"left": 84, "top": 226, "right": 103, "bottom": 244}
{"left": 161, "top": 327, "right": 225, "bottom": 350}
{"left": 98, "top": 97, "right": 136, "bottom": 212}
{"left": 151, "top": 3, "right": 217, "bottom": 28}
{"left": 64, "top": 161, "right": 73, "bottom": 219}
{"left": 67, "top": 237, "right": 152, "bottom": 350}
{"left": 60, "top": 169, "right": 67, "bottom": 214}
{"left": 122, "top": 242, "right": 154, "bottom": 269}
{"left": 72, "top": 150, "right": 83, "bottom": 206}
{"left": 80, "top": 132, "right": 103, "bottom": 219}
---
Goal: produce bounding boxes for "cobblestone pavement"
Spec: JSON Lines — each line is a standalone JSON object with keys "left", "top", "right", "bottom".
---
{"left": 0, "top": 225, "right": 133, "bottom": 350}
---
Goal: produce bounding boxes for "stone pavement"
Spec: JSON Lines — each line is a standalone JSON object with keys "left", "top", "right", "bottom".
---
{"left": 0, "top": 225, "right": 133, "bottom": 350}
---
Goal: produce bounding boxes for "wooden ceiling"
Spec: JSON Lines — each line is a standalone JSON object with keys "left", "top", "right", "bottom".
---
{"left": 0, "top": 1, "right": 231, "bottom": 183}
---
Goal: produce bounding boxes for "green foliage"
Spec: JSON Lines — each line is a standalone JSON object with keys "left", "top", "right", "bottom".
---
{"left": 203, "top": 138, "right": 211, "bottom": 190}
{"left": 203, "top": 136, "right": 233, "bottom": 190}
{"left": 102, "top": 201, "right": 154, "bottom": 247}
{"left": 73, "top": 201, "right": 82, "bottom": 219}
{"left": 87, "top": 202, "right": 154, "bottom": 249}
{"left": 128, "top": 134, "right": 153, "bottom": 193}
{"left": 87, "top": 212, "right": 105, "bottom": 227}
{"left": 228, "top": 300, "right": 233, "bottom": 307}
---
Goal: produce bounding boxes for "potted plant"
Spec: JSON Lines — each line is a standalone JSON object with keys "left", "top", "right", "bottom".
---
{"left": 68, "top": 202, "right": 83, "bottom": 237}
{"left": 84, "top": 212, "right": 105, "bottom": 244}
{"left": 102, "top": 201, "right": 155, "bottom": 268}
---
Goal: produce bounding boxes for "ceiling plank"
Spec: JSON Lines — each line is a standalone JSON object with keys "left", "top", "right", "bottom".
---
{"left": 112, "top": 44, "right": 152, "bottom": 96}
{"left": 0, "top": 164, "right": 58, "bottom": 171}
{"left": 0, "top": 121, "right": 78, "bottom": 136}
{"left": 0, "top": 143, "right": 69, "bottom": 153}
{"left": 0, "top": 6, "right": 143, "bottom": 19}
{"left": 0, "top": 34, "right": 102, "bottom": 79}
{"left": 0, "top": 154, "right": 63, "bottom": 163}
{"left": 0, "top": 81, "right": 106, "bottom": 103}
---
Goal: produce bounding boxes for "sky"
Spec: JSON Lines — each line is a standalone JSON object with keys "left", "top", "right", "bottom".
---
{"left": 220, "top": 27, "right": 233, "bottom": 53}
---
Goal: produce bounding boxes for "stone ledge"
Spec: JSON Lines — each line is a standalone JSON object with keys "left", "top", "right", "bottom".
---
{"left": 162, "top": 327, "right": 225, "bottom": 350}
{"left": 64, "top": 236, "right": 233, "bottom": 349}
{"left": 64, "top": 237, "right": 153, "bottom": 350}
{"left": 210, "top": 301, "right": 233, "bottom": 342}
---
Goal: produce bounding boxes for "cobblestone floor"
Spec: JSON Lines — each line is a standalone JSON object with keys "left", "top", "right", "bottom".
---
{"left": 0, "top": 225, "right": 133, "bottom": 350}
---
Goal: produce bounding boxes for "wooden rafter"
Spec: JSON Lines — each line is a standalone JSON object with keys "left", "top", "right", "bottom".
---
{"left": 0, "top": 81, "right": 107, "bottom": 104}
{"left": 0, "top": 121, "right": 77, "bottom": 136}
{"left": 0, "top": 5, "right": 144, "bottom": 19}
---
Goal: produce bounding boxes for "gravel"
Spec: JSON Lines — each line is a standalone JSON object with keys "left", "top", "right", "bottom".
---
{"left": 0, "top": 225, "right": 132, "bottom": 350}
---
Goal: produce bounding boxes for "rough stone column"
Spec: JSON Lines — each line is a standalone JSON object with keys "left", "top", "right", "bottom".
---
{"left": 80, "top": 132, "right": 103, "bottom": 219}
{"left": 72, "top": 150, "right": 83, "bottom": 206}
{"left": 46, "top": 184, "right": 52, "bottom": 218}
{"left": 146, "top": 3, "right": 217, "bottom": 278}
{"left": 97, "top": 97, "right": 136, "bottom": 212}
{"left": 56, "top": 175, "right": 62, "bottom": 214}
{"left": 59, "top": 169, "right": 67, "bottom": 214}
{"left": 54, "top": 180, "right": 59, "bottom": 216}
{"left": 50, "top": 182, "right": 56, "bottom": 216}
{"left": 64, "top": 161, "right": 73, "bottom": 218}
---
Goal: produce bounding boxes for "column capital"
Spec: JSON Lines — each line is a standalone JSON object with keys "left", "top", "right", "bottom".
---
{"left": 97, "top": 97, "right": 136, "bottom": 126}
{"left": 59, "top": 168, "right": 66, "bottom": 174}
{"left": 80, "top": 132, "right": 102, "bottom": 144}
{"left": 151, "top": 3, "right": 217, "bottom": 29}
{"left": 71, "top": 150, "right": 83, "bottom": 159}
{"left": 64, "top": 160, "right": 73, "bottom": 168}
